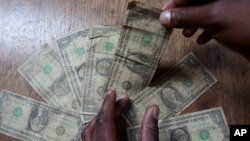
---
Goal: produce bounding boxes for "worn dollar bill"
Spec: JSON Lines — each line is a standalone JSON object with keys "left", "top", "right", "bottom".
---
{"left": 18, "top": 45, "right": 80, "bottom": 112}
{"left": 56, "top": 29, "right": 90, "bottom": 107}
{"left": 0, "top": 89, "right": 84, "bottom": 141}
{"left": 105, "top": 1, "right": 172, "bottom": 98}
{"left": 81, "top": 26, "right": 121, "bottom": 116}
{"left": 123, "top": 53, "right": 217, "bottom": 126}
{"left": 127, "top": 107, "right": 230, "bottom": 141}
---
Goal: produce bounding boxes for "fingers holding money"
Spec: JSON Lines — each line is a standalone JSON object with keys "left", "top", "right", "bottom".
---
{"left": 140, "top": 105, "right": 160, "bottom": 141}
{"left": 160, "top": 0, "right": 222, "bottom": 45}
{"left": 160, "top": 2, "right": 221, "bottom": 45}
{"left": 160, "top": 4, "right": 217, "bottom": 29}
{"left": 82, "top": 90, "right": 129, "bottom": 141}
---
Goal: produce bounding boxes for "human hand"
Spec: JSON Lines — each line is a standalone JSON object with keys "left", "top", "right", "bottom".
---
{"left": 160, "top": 0, "right": 250, "bottom": 52}
{"left": 81, "top": 90, "right": 160, "bottom": 141}
{"left": 81, "top": 90, "right": 129, "bottom": 141}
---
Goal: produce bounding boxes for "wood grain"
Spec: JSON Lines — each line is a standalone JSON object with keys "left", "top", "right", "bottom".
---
{"left": 0, "top": 0, "right": 250, "bottom": 140}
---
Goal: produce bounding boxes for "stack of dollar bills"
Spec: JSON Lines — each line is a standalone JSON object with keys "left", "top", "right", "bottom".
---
{"left": 0, "top": 1, "right": 230, "bottom": 141}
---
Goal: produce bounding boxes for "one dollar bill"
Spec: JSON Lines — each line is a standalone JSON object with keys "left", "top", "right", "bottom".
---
{"left": 18, "top": 45, "right": 80, "bottom": 112}
{"left": 105, "top": 1, "right": 172, "bottom": 98}
{"left": 81, "top": 26, "right": 121, "bottom": 116}
{"left": 123, "top": 53, "right": 217, "bottom": 126}
{"left": 56, "top": 29, "right": 90, "bottom": 106}
{"left": 127, "top": 107, "right": 230, "bottom": 141}
{"left": 0, "top": 89, "right": 84, "bottom": 141}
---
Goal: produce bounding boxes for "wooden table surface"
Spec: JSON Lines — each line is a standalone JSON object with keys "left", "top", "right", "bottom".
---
{"left": 1, "top": 0, "right": 250, "bottom": 140}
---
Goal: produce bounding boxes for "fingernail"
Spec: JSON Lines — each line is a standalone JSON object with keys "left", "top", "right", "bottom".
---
{"left": 152, "top": 106, "right": 159, "bottom": 120}
{"left": 160, "top": 11, "right": 171, "bottom": 25}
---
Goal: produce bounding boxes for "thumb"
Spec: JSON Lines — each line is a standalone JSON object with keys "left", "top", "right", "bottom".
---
{"left": 160, "top": 3, "right": 216, "bottom": 28}
{"left": 140, "top": 105, "right": 159, "bottom": 141}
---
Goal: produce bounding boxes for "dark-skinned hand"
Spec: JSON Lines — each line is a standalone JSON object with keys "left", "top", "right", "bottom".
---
{"left": 81, "top": 90, "right": 160, "bottom": 141}
{"left": 160, "top": 0, "right": 250, "bottom": 54}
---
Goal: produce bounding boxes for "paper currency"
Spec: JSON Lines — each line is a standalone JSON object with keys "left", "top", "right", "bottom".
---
{"left": 56, "top": 29, "right": 90, "bottom": 106}
{"left": 105, "top": 1, "right": 172, "bottom": 98}
{"left": 18, "top": 45, "right": 80, "bottom": 112}
{"left": 123, "top": 53, "right": 217, "bottom": 126}
{"left": 0, "top": 89, "right": 83, "bottom": 141}
{"left": 81, "top": 26, "right": 121, "bottom": 116}
{"left": 127, "top": 107, "right": 230, "bottom": 141}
